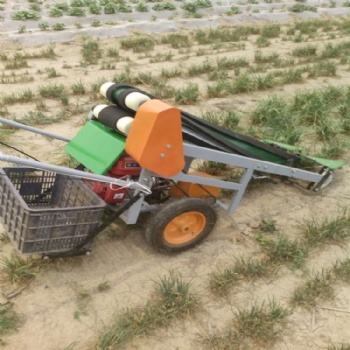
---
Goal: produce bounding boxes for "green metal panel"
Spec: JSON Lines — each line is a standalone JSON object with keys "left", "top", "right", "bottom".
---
{"left": 304, "top": 156, "right": 346, "bottom": 170}
{"left": 264, "top": 140, "right": 346, "bottom": 170}
{"left": 64, "top": 121, "right": 126, "bottom": 174}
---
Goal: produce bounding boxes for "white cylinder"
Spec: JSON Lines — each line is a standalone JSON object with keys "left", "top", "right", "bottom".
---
{"left": 92, "top": 104, "right": 109, "bottom": 119}
{"left": 125, "top": 92, "right": 150, "bottom": 111}
{"left": 116, "top": 116, "right": 134, "bottom": 135}
{"left": 99, "top": 82, "right": 115, "bottom": 98}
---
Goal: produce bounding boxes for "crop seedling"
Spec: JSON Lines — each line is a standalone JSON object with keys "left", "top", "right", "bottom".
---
{"left": 201, "top": 329, "right": 243, "bottom": 350}
{"left": 303, "top": 211, "right": 350, "bottom": 246}
{"left": 227, "top": 5, "right": 241, "bottom": 15}
{"left": 98, "top": 281, "right": 111, "bottom": 292}
{"left": 68, "top": 7, "right": 86, "bottom": 16}
{"left": 208, "top": 70, "right": 228, "bottom": 81}
{"left": 188, "top": 60, "right": 213, "bottom": 77}
{"left": 38, "top": 83, "right": 66, "bottom": 99}
{"left": 97, "top": 271, "right": 198, "bottom": 348}
{"left": 307, "top": 61, "right": 337, "bottom": 78}
{"left": 0, "top": 252, "right": 39, "bottom": 284}
{"left": 333, "top": 258, "right": 350, "bottom": 282}
{"left": 136, "top": 2, "right": 148, "bottom": 12}
{"left": 89, "top": 3, "right": 101, "bottom": 14}
{"left": 235, "top": 299, "right": 289, "bottom": 346}
{"left": 259, "top": 219, "right": 277, "bottom": 233}
{"left": 48, "top": 8, "right": 64, "bottom": 17}
{"left": 232, "top": 73, "right": 256, "bottom": 94}
{"left": 292, "top": 44, "right": 317, "bottom": 57}
{"left": 81, "top": 39, "right": 102, "bottom": 64}
{"left": 160, "top": 68, "right": 182, "bottom": 79}
{"left": 69, "top": 282, "right": 92, "bottom": 319}
{"left": 120, "top": 36, "right": 155, "bottom": 53}
{"left": 71, "top": 81, "right": 86, "bottom": 95}
{"left": 46, "top": 68, "right": 59, "bottom": 78}
{"left": 289, "top": 4, "right": 317, "bottom": 12}
{"left": 328, "top": 345, "right": 350, "bottom": 350}
{"left": 175, "top": 84, "right": 199, "bottom": 104}
{"left": 161, "top": 33, "right": 190, "bottom": 48}
{"left": 4, "top": 58, "right": 29, "bottom": 70}
{"left": 152, "top": 2, "right": 176, "bottom": 10}
{"left": 256, "top": 36, "right": 270, "bottom": 48}
{"left": 260, "top": 23, "right": 281, "bottom": 38}
{"left": 210, "top": 257, "right": 271, "bottom": 296}
{"left": 12, "top": 10, "right": 40, "bottom": 20}
{"left": 256, "top": 234, "right": 308, "bottom": 269}
{"left": 52, "top": 23, "right": 66, "bottom": 31}
{"left": 0, "top": 303, "right": 19, "bottom": 337}
{"left": 39, "top": 22, "right": 50, "bottom": 31}
{"left": 291, "top": 270, "right": 334, "bottom": 308}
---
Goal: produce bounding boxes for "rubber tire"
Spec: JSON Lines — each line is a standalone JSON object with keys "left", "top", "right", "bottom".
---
{"left": 144, "top": 197, "right": 217, "bottom": 253}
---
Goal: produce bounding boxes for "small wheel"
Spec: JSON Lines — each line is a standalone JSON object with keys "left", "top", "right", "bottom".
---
{"left": 144, "top": 197, "right": 217, "bottom": 253}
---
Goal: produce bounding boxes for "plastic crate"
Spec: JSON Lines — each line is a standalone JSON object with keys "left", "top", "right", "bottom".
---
{"left": 0, "top": 167, "right": 106, "bottom": 254}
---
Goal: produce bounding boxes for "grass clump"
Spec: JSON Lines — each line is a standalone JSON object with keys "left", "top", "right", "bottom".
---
{"left": 97, "top": 271, "right": 198, "bottom": 349}
{"left": 291, "top": 270, "right": 334, "bottom": 308}
{"left": 256, "top": 234, "right": 308, "bottom": 269}
{"left": 0, "top": 252, "right": 39, "bottom": 284}
{"left": 303, "top": 211, "right": 350, "bottom": 246}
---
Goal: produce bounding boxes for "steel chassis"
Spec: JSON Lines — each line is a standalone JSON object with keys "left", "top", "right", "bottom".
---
{"left": 0, "top": 117, "right": 325, "bottom": 226}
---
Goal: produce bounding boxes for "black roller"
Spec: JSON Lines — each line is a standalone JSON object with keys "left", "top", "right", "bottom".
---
{"left": 92, "top": 104, "right": 133, "bottom": 132}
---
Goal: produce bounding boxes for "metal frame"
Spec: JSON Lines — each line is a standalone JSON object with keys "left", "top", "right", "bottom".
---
{"left": 120, "top": 142, "right": 323, "bottom": 224}
{"left": 0, "top": 116, "right": 324, "bottom": 225}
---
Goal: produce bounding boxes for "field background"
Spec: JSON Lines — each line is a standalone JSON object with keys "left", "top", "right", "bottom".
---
{"left": 1, "top": 1, "right": 350, "bottom": 349}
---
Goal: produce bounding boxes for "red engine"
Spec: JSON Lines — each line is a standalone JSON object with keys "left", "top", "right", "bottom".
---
{"left": 86, "top": 154, "right": 141, "bottom": 204}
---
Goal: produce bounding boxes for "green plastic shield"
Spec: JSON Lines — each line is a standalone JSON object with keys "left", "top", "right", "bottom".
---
{"left": 64, "top": 121, "right": 126, "bottom": 174}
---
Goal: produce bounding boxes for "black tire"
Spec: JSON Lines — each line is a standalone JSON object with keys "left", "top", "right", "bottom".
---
{"left": 144, "top": 197, "right": 217, "bottom": 253}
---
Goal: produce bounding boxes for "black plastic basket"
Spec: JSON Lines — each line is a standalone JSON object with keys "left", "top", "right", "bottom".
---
{"left": 0, "top": 167, "right": 106, "bottom": 254}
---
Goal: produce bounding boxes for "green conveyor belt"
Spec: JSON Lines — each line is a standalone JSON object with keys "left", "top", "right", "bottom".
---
{"left": 208, "top": 129, "right": 288, "bottom": 165}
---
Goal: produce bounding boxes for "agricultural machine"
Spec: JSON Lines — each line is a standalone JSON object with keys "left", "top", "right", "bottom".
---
{"left": 0, "top": 84, "right": 346, "bottom": 258}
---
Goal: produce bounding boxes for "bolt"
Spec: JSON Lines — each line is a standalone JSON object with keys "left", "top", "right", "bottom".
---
{"left": 166, "top": 144, "right": 172, "bottom": 149}
{"left": 160, "top": 153, "right": 166, "bottom": 158}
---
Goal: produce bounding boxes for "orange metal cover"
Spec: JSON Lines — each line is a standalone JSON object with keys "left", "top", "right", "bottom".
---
{"left": 169, "top": 172, "right": 221, "bottom": 198}
{"left": 125, "top": 99, "right": 184, "bottom": 178}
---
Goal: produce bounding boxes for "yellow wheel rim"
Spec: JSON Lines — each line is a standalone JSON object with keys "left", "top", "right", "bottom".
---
{"left": 163, "top": 211, "right": 206, "bottom": 245}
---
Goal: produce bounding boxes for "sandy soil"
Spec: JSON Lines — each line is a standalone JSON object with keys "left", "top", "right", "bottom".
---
{"left": 1, "top": 3, "right": 350, "bottom": 350}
